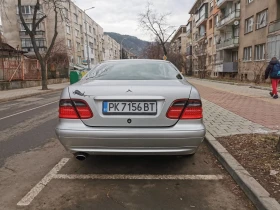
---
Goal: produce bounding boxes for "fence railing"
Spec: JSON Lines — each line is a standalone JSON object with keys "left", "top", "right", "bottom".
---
{"left": 216, "top": 37, "right": 239, "bottom": 50}
{"left": 217, "top": 10, "right": 240, "bottom": 28}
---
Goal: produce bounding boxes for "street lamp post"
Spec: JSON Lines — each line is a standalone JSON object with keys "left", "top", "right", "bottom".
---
{"left": 120, "top": 37, "right": 127, "bottom": 59}
{"left": 84, "top": 7, "right": 95, "bottom": 70}
{"left": 128, "top": 48, "right": 133, "bottom": 59}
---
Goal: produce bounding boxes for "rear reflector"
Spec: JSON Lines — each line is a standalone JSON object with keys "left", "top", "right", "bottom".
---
{"left": 59, "top": 99, "right": 93, "bottom": 119}
{"left": 166, "top": 99, "right": 203, "bottom": 120}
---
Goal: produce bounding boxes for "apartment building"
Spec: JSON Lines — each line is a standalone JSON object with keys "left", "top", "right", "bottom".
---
{"left": 103, "top": 34, "right": 120, "bottom": 60}
{"left": 0, "top": 0, "right": 117, "bottom": 70}
{"left": 170, "top": 25, "right": 188, "bottom": 73}
{"left": 239, "top": 0, "right": 280, "bottom": 81}
{"left": 206, "top": 0, "right": 219, "bottom": 77}
{"left": 214, "top": 0, "right": 240, "bottom": 78}
{"left": 190, "top": 0, "right": 209, "bottom": 77}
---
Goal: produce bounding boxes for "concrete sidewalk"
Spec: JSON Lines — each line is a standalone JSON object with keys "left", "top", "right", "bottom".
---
{"left": 0, "top": 83, "right": 69, "bottom": 102}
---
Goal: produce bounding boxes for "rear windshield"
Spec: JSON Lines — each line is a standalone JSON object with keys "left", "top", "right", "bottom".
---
{"left": 83, "top": 61, "right": 182, "bottom": 80}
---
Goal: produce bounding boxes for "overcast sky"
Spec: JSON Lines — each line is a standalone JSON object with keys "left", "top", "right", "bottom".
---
{"left": 74, "top": 0, "right": 196, "bottom": 41}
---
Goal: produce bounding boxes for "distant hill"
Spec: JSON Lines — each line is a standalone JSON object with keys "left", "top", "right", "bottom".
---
{"left": 104, "top": 32, "right": 150, "bottom": 58}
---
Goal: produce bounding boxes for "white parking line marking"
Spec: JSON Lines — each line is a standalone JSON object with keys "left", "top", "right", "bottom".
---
{"left": 17, "top": 158, "right": 69, "bottom": 206}
{"left": 17, "top": 157, "right": 223, "bottom": 206}
{"left": 54, "top": 174, "right": 223, "bottom": 180}
{"left": 0, "top": 101, "right": 57, "bottom": 121}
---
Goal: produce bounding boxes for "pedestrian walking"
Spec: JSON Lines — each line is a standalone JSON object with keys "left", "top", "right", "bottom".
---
{"left": 265, "top": 57, "right": 280, "bottom": 99}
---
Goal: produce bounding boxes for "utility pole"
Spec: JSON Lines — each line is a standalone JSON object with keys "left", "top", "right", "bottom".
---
{"left": 84, "top": 7, "right": 95, "bottom": 70}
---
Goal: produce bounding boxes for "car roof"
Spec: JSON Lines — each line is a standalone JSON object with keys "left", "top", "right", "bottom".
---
{"left": 102, "top": 59, "right": 171, "bottom": 64}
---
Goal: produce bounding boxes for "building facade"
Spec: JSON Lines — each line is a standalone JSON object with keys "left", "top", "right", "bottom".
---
{"left": 183, "top": 0, "right": 280, "bottom": 81}
{"left": 239, "top": 0, "right": 280, "bottom": 81}
{"left": 103, "top": 34, "right": 120, "bottom": 61}
{"left": 1, "top": 0, "right": 119, "bottom": 70}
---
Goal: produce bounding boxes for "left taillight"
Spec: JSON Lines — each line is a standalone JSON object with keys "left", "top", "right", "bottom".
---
{"left": 59, "top": 99, "right": 93, "bottom": 119}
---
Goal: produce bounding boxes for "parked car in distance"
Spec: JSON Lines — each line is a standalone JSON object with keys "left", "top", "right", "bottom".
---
{"left": 55, "top": 59, "right": 206, "bottom": 160}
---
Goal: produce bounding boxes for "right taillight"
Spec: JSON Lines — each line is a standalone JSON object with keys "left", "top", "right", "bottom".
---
{"left": 181, "top": 100, "right": 203, "bottom": 119}
{"left": 59, "top": 99, "right": 93, "bottom": 119}
{"left": 166, "top": 99, "right": 203, "bottom": 120}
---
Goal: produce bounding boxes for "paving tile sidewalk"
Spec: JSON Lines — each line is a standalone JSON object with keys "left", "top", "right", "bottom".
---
{"left": 188, "top": 78, "right": 280, "bottom": 132}
{"left": 0, "top": 83, "right": 69, "bottom": 102}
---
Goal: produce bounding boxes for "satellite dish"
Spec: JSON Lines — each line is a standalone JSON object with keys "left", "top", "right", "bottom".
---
{"left": 234, "top": 21, "right": 239, "bottom": 26}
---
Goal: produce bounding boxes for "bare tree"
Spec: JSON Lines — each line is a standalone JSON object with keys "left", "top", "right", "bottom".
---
{"left": 138, "top": 3, "right": 175, "bottom": 57}
{"left": 141, "top": 41, "right": 163, "bottom": 59}
{"left": 252, "top": 59, "right": 268, "bottom": 84}
{"left": 46, "top": 38, "right": 71, "bottom": 78}
{"left": 1, "top": 0, "right": 68, "bottom": 90}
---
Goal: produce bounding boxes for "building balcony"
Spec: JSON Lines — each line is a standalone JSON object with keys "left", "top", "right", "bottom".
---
{"left": 216, "top": 0, "right": 232, "bottom": 9}
{"left": 196, "top": 13, "right": 208, "bottom": 27}
{"left": 194, "top": 48, "right": 207, "bottom": 56}
{"left": 216, "top": 37, "right": 239, "bottom": 50}
{"left": 268, "top": 19, "right": 280, "bottom": 34}
{"left": 215, "top": 62, "right": 238, "bottom": 72}
{"left": 216, "top": 10, "right": 240, "bottom": 30}
{"left": 19, "top": 30, "right": 45, "bottom": 36}
{"left": 186, "top": 45, "right": 192, "bottom": 56}
{"left": 195, "top": 33, "right": 206, "bottom": 42}
{"left": 186, "top": 29, "right": 192, "bottom": 37}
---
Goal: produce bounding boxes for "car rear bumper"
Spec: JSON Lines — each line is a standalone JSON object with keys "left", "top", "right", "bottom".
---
{"left": 55, "top": 119, "right": 206, "bottom": 155}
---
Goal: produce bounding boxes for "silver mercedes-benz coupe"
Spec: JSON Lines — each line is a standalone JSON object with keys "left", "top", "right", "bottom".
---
{"left": 55, "top": 59, "right": 205, "bottom": 160}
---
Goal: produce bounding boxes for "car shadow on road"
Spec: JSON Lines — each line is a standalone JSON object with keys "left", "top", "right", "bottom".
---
{"left": 58, "top": 144, "right": 216, "bottom": 175}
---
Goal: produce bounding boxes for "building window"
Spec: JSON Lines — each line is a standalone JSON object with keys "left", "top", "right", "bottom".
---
{"left": 256, "top": 9, "right": 267, "bottom": 29}
{"left": 214, "top": 15, "right": 219, "bottom": 27}
{"left": 93, "top": 28, "right": 96, "bottom": 35}
{"left": 21, "top": 38, "right": 32, "bottom": 47}
{"left": 210, "top": 1, "right": 213, "bottom": 12}
{"left": 208, "top": 55, "right": 212, "bottom": 64}
{"left": 17, "top": 5, "right": 32, "bottom": 15}
{"left": 243, "top": 46, "right": 252, "bottom": 61}
{"left": 247, "top": 0, "right": 253, "bottom": 3}
{"left": 64, "top": 9, "right": 69, "bottom": 19}
{"left": 232, "top": 51, "right": 238, "bottom": 62}
{"left": 75, "top": 29, "right": 79, "bottom": 37}
{"left": 21, "top": 38, "right": 45, "bottom": 48}
{"left": 67, "top": 39, "right": 71, "bottom": 49}
{"left": 20, "top": 23, "right": 40, "bottom": 31}
{"left": 245, "top": 16, "right": 254, "bottom": 33}
{"left": 209, "top": 38, "right": 212, "bottom": 46}
{"left": 66, "top": 25, "right": 70, "bottom": 34}
{"left": 89, "top": 26, "right": 92, "bottom": 33}
{"left": 78, "top": 56, "right": 81, "bottom": 64}
{"left": 255, "top": 44, "right": 266, "bottom": 60}
{"left": 76, "top": 42, "right": 80, "bottom": 51}
{"left": 74, "top": 14, "right": 78, "bottom": 23}
{"left": 209, "top": 19, "right": 213, "bottom": 29}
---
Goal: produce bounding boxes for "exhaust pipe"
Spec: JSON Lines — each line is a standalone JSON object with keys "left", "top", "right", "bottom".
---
{"left": 74, "top": 152, "right": 88, "bottom": 161}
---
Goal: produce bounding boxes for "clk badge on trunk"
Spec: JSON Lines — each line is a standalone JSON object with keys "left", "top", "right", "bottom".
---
{"left": 73, "top": 90, "right": 85, "bottom": 96}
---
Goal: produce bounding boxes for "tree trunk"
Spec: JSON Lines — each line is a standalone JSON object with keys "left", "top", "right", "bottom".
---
{"left": 39, "top": 59, "right": 48, "bottom": 90}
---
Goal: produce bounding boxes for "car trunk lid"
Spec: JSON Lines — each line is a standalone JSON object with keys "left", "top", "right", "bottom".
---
{"left": 68, "top": 80, "right": 192, "bottom": 127}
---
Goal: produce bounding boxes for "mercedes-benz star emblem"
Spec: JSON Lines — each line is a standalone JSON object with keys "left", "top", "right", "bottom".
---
{"left": 126, "top": 89, "right": 132, "bottom": 93}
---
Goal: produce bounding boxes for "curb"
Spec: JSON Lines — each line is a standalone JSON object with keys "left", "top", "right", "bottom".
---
{"left": 0, "top": 88, "right": 64, "bottom": 103}
{"left": 188, "top": 77, "right": 280, "bottom": 91}
{"left": 205, "top": 132, "right": 280, "bottom": 210}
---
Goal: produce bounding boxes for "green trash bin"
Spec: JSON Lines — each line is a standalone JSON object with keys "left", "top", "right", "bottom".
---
{"left": 70, "top": 71, "right": 82, "bottom": 84}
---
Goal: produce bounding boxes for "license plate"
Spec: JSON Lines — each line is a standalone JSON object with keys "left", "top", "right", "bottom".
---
{"left": 103, "top": 101, "right": 157, "bottom": 115}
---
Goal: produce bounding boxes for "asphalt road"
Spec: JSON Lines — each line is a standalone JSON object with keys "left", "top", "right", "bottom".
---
{"left": 0, "top": 91, "right": 255, "bottom": 210}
